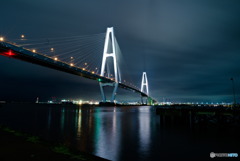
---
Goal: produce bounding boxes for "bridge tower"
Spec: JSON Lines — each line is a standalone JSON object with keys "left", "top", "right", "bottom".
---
{"left": 99, "top": 27, "right": 121, "bottom": 103}
{"left": 141, "top": 72, "right": 149, "bottom": 105}
{"left": 141, "top": 72, "right": 149, "bottom": 95}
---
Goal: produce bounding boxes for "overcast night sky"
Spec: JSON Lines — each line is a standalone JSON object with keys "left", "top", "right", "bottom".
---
{"left": 0, "top": 0, "right": 240, "bottom": 103}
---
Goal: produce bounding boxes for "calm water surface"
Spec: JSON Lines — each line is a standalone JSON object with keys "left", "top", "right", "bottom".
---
{"left": 0, "top": 103, "right": 240, "bottom": 161}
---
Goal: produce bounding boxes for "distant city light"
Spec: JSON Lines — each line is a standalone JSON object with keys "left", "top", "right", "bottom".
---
{"left": 92, "top": 71, "right": 95, "bottom": 74}
{"left": 79, "top": 100, "right": 82, "bottom": 105}
{"left": 54, "top": 57, "right": 58, "bottom": 61}
{"left": 84, "top": 63, "right": 87, "bottom": 65}
{"left": 0, "top": 37, "right": 4, "bottom": 41}
{"left": 50, "top": 99, "right": 100, "bottom": 105}
{"left": 70, "top": 57, "right": 73, "bottom": 59}
{"left": 21, "top": 35, "right": 25, "bottom": 38}
{"left": 70, "top": 63, "right": 74, "bottom": 66}
{"left": 82, "top": 68, "right": 85, "bottom": 70}
{"left": 51, "top": 48, "right": 54, "bottom": 52}
{"left": 32, "top": 49, "right": 36, "bottom": 53}
{"left": 48, "top": 101, "right": 53, "bottom": 104}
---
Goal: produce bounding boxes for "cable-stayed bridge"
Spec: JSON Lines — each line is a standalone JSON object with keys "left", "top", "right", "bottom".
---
{"left": 0, "top": 27, "right": 156, "bottom": 104}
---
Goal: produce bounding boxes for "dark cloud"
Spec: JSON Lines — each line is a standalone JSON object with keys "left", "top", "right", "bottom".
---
{"left": 0, "top": 0, "right": 240, "bottom": 102}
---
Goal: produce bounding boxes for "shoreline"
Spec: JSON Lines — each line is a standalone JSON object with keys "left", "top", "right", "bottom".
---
{"left": 0, "top": 125, "right": 109, "bottom": 161}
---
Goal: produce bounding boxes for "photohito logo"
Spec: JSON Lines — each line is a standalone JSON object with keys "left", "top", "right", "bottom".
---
{"left": 210, "top": 152, "right": 238, "bottom": 158}
{"left": 210, "top": 152, "right": 215, "bottom": 158}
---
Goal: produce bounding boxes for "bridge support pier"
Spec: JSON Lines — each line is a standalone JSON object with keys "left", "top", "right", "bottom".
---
{"left": 100, "top": 82, "right": 118, "bottom": 102}
{"left": 141, "top": 96, "right": 147, "bottom": 105}
{"left": 141, "top": 96, "right": 154, "bottom": 105}
{"left": 99, "top": 27, "right": 120, "bottom": 103}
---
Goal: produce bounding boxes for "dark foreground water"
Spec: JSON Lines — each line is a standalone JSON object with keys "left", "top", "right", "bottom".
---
{"left": 0, "top": 103, "right": 240, "bottom": 161}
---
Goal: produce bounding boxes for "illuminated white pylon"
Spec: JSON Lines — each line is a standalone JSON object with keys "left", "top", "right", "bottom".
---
{"left": 141, "top": 72, "right": 149, "bottom": 95}
{"left": 99, "top": 27, "right": 121, "bottom": 102}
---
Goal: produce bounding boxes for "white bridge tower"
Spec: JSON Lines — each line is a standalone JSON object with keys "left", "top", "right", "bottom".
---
{"left": 99, "top": 27, "right": 121, "bottom": 102}
{"left": 141, "top": 72, "right": 149, "bottom": 104}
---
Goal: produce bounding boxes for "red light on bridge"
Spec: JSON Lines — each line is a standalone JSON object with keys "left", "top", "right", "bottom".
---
{"left": 0, "top": 50, "right": 16, "bottom": 57}
{"left": 6, "top": 50, "right": 15, "bottom": 56}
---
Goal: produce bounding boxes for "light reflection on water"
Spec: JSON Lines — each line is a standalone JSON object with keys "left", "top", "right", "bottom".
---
{"left": 138, "top": 107, "right": 150, "bottom": 156}
{"left": 0, "top": 104, "right": 240, "bottom": 161}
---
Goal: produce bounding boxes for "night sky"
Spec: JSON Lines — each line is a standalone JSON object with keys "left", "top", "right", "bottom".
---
{"left": 0, "top": 0, "right": 240, "bottom": 103}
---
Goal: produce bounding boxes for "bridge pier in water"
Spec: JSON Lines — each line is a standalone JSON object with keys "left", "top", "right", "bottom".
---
{"left": 141, "top": 96, "right": 154, "bottom": 105}
{"left": 99, "top": 82, "right": 118, "bottom": 102}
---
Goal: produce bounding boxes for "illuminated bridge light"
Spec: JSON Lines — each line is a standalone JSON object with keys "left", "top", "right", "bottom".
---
{"left": 2, "top": 50, "right": 16, "bottom": 57}
{"left": 54, "top": 57, "right": 58, "bottom": 61}
{"left": 0, "top": 37, "right": 4, "bottom": 41}
{"left": 70, "top": 63, "right": 74, "bottom": 66}
{"left": 7, "top": 50, "right": 14, "bottom": 56}
{"left": 32, "top": 49, "right": 36, "bottom": 53}
{"left": 21, "top": 35, "right": 25, "bottom": 39}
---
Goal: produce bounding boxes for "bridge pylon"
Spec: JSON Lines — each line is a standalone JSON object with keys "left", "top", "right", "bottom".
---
{"left": 141, "top": 72, "right": 149, "bottom": 105}
{"left": 99, "top": 27, "right": 121, "bottom": 103}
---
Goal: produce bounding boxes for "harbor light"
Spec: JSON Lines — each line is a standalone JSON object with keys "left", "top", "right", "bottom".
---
{"left": 0, "top": 37, "right": 4, "bottom": 41}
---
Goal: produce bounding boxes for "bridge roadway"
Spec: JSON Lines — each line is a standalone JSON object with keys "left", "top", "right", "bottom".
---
{"left": 0, "top": 42, "right": 156, "bottom": 102}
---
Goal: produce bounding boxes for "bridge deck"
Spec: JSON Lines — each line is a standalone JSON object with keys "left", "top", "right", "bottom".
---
{"left": 0, "top": 42, "right": 151, "bottom": 99}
